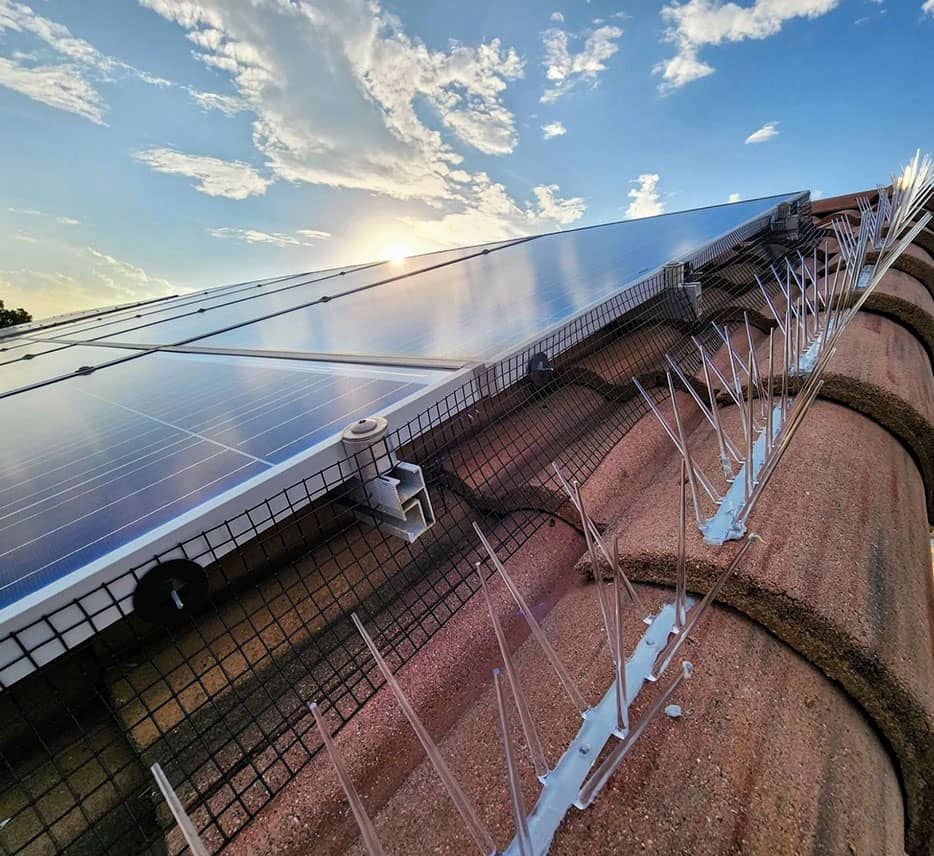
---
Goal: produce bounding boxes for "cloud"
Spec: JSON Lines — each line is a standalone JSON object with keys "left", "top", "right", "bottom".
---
{"left": 7, "top": 206, "right": 80, "bottom": 225}
{"left": 626, "top": 173, "right": 663, "bottom": 219}
{"left": 401, "top": 176, "right": 584, "bottom": 247}
{"left": 0, "top": 247, "right": 174, "bottom": 320}
{"left": 142, "top": 0, "right": 524, "bottom": 205}
{"left": 0, "top": 0, "right": 170, "bottom": 122}
{"left": 745, "top": 121, "right": 779, "bottom": 143}
{"left": 187, "top": 88, "right": 246, "bottom": 115}
{"left": 139, "top": 1, "right": 584, "bottom": 246}
{"left": 541, "top": 24, "right": 623, "bottom": 102}
{"left": 655, "top": 0, "right": 840, "bottom": 92}
{"left": 551, "top": 11, "right": 565, "bottom": 23}
{"left": 0, "top": 56, "right": 107, "bottom": 123}
{"left": 653, "top": 50, "right": 713, "bottom": 90}
{"left": 84, "top": 247, "right": 174, "bottom": 298}
{"left": 924, "top": 0, "right": 934, "bottom": 14}
{"left": 532, "top": 184, "right": 585, "bottom": 223}
{"left": 728, "top": 192, "right": 741, "bottom": 203}
{"left": 0, "top": 0, "right": 254, "bottom": 129}
{"left": 542, "top": 120, "right": 567, "bottom": 139}
{"left": 209, "top": 227, "right": 331, "bottom": 247}
{"left": 132, "top": 147, "right": 271, "bottom": 199}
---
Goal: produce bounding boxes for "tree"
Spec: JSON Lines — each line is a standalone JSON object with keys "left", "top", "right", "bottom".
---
{"left": 0, "top": 300, "right": 32, "bottom": 329}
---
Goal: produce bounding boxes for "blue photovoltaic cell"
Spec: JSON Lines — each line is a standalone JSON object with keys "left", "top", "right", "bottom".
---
{"left": 0, "top": 353, "right": 441, "bottom": 610}
{"left": 0, "top": 293, "right": 194, "bottom": 342}
{"left": 195, "top": 195, "right": 795, "bottom": 361}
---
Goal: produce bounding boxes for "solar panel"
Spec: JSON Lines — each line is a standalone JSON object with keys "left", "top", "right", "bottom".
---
{"left": 101, "top": 195, "right": 790, "bottom": 362}
{"left": 0, "top": 193, "right": 802, "bottom": 654}
{"left": 38, "top": 240, "right": 522, "bottom": 349}
{"left": 0, "top": 352, "right": 444, "bottom": 611}
{"left": 27, "top": 263, "right": 370, "bottom": 344}
{"left": 44, "top": 196, "right": 787, "bottom": 361}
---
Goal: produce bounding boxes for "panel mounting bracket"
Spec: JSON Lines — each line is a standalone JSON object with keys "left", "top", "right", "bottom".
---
{"left": 351, "top": 461, "right": 436, "bottom": 543}
{"left": 341, "top": 417, "right": 436, "bottom": 542}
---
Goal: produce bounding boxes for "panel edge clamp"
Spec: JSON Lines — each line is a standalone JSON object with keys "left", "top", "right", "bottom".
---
{"left": 341, "top": 416, "right": 393, "bottom": 483}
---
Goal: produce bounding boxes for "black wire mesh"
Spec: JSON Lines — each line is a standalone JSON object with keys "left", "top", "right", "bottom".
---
{"left": 0, "top": 200, "right": 819, "bottom": 855}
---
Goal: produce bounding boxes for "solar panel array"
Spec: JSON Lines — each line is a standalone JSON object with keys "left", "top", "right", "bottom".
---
{"left": 0, "top": 193, "right": 797, "bottom": 633}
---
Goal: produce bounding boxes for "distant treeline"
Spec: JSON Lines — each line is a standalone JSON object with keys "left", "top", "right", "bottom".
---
{"left": 0, "top": 300, "right": 32, "bottom": 328}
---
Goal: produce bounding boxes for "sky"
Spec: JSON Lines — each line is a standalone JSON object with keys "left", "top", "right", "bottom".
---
{"left": 0, "top": 0, "right": 932, "bottom": 320}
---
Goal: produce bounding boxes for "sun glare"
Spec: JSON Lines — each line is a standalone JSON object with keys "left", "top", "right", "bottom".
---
{"left": 380, "top": 244, "right": 409, "bottom": 264}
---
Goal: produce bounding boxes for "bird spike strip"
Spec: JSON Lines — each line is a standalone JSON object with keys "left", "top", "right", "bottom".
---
{"left": 636, "top": 152, "right": 933, "bottom": 543}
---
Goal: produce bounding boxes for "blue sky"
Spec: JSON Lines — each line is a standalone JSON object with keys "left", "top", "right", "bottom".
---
{"left": 1, "top": 0, "right": 932, "bottom": 319}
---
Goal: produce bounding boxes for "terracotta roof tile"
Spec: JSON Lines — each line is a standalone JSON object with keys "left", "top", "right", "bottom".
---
{"left": 582, "top": 397, "right": 933, "bottom": 853}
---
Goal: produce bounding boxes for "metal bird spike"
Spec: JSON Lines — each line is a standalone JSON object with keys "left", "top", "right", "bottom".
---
{"left": 474, "top": 522, "right": 589, "bottom": 715}
{"left": 666, "top": 371, "right": 706, "bottom": 527}
{"left": 351, "top": 613, "right": 497, "bottom": 856}
{"left": 744, "top": 352, "right": 755, "bottom": 502}
{"left": 697, "top": 344, "right": 739, "bottom": 477}
{"left": 611, "top": 534, "right": 630, "bottom": 735}
{"left": 309, "top": 703, "right": 386, "bottom": 856}
{"left": 737, "top": 381, "right": 825, "bottom": 529}
{"left": 691, "top": 336, "right": 743, "bottom": 410}
{"left": 781, "top": 302, "right": 791, "bottom": 418}
{"left": 576, "top": 661, "right": 694, "bottom": 810}
{"left": 765, "top": 329, "right": 775, "bottom": 454}
{"left": 651, "top": 535, "right": 758, "bottom": 681}
{"left": 742, "top": 312, "right": 766, "bottom": 422}
{"left": 717, "top": 330, "right": 750, "bottom": 446}
{"left": 665, "top": 352, "right": 741, "bottom": 466}
{"left": 476, "top": 562, "right": 549, "bottom": 780}
{"left": 632, "top": 374, "right": 698, "bottom": 459}
{"left": 551, "top": 464, "right": 648, "bottom": 618}
{"left": 675, "top": 459, "right": 688, "bottom": 631}
{"left": 492, "top": 669, "right": 533, "bottom": 856}
{"left": 574, "top": 478, "right": 618, "bottom": 662}
{"left": 151, "top": 763, "right": 210, "bottom": 856}
{"left": 756, "top": 274, "right": 785, "bottom": 335}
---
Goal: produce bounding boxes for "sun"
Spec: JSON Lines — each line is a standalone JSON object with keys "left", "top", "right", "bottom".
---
{"left": 380, "top": 244, "right": 409, "bottom": 264}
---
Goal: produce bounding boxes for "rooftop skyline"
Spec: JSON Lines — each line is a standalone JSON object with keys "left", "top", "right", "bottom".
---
{"left": 1, "top": 0, "right": 932, "bottom": 320}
